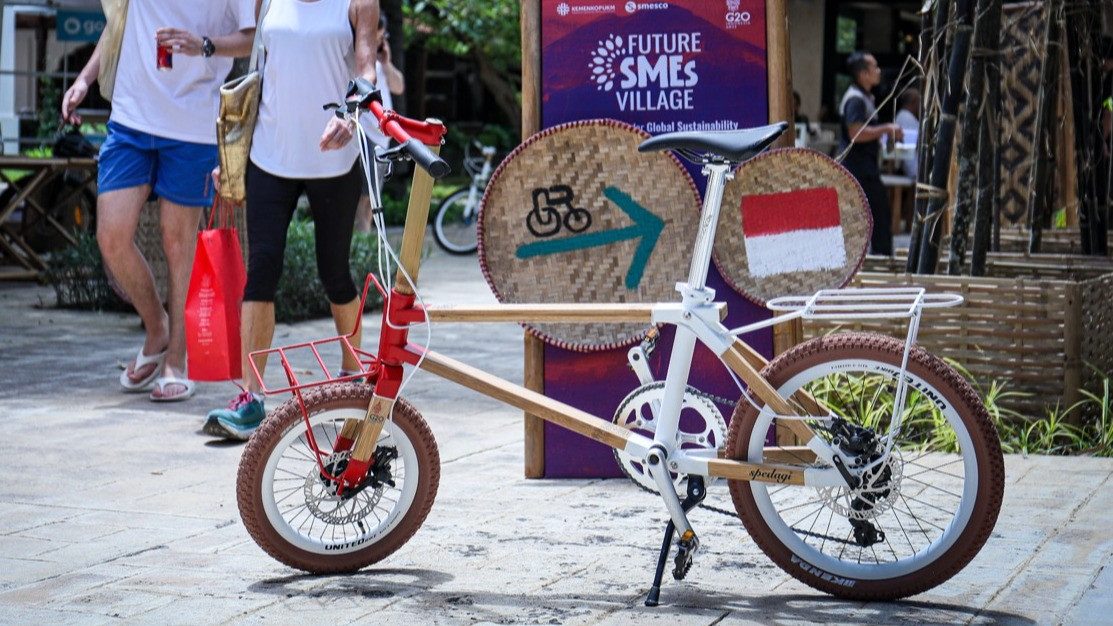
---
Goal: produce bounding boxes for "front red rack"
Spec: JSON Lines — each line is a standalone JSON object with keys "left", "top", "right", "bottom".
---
{"left": 249, "top": 272, "right": 387, "bottom": 396}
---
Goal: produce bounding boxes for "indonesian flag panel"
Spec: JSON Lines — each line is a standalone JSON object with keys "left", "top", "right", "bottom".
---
{"left": 740, "top": 187, "right": 847, "bottom": 278}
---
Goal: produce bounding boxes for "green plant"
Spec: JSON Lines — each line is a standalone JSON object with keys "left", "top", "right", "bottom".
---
{"left": 273, "top": 219, "right": 383, "bottom": 323}
{"left": 36, "top": 76, "right": 62, "bottom": 142}
{"left": 45, "top": 232, "right": 130, "bottom": 311}
{"left": 1080, "top": 367, "right": 1113, "bottom": 457}
{"left": 1015, "top": 403, "right": 1088, "bottom": 456}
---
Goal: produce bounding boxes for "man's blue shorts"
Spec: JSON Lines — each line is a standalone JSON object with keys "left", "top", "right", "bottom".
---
{"left": 97, "top": 120, "right": 216, "bottom": 207}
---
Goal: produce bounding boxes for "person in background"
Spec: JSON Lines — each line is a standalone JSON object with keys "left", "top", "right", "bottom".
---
{"left": 894, "top": 87, "right": 920, "bottom": 180}
{"left": 354, "top": 11, "right": 406, "bottom": 233}
{"left": 203, "top": 0, "right": 382, "bottom": 440}
{"left": 62, "top": 0, "right": 256, "bottom": 402}
{"left": 838, "top": 50, "right": 903, "bottom": 256}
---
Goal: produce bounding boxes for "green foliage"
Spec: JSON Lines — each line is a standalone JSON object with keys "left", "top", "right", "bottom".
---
{"left": 379, "top": 188, "right": 412, "bottom": 227}
{"left": 36, "top": 77, "right": 62, "bottom": 142}
{"left": 405, "top": 1, "right": 520, "bottom": 72}
{"left": 404, "top": 0, "right": 522, "bottom": 126}
{"left": 956, "top": 363, "right": 1113, "bottom": 457}
{"left": 45, "top": 232, "right": 130, "bottom": 311}
{"left": 804, "top": 356, "right": 1113, "bottom": 457}
{"left": 274, "top": 219, "right": 384, "bottom": 323}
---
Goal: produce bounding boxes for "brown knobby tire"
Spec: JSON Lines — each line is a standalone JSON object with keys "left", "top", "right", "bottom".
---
{"left": 237, "top": 384, "right": 439, "bottom": 573}
{"left": 726, "top": 333, "right": 1004, "bottom": 600}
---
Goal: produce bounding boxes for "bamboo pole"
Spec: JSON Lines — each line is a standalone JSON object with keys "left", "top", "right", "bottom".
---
{"left": 1026, "top": 0, "right": 1060, "bottom": 255}
{"left": 948, "top": 0, "right": 999, "bottom": 275}
{"left": 970, "top": 0, "right": 1002, "bottom": 277}
{"left": 916, "top": 0, "right": 976, "bottom": 274}
{"left": 519, "top": 0, "right": 543, "bottom": 477}
{"left": 907, "top": 0, "right": 951, "bottom": 272}
{"left": 1065, "top": 1, "right": 1107, "bottom": 256}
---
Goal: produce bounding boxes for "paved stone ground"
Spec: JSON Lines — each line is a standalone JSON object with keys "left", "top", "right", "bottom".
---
{"left": 1, "top": 244, "right": 1112, "bottom": 625}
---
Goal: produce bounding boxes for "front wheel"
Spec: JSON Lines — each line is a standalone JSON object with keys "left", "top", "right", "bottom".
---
{"left": 237, "top": 384, "right": 440, "bottom": 573}
{"left": 727, "top": 333, "right": 1004, "bottom": 600}
{"left": 433, "top": 187, "right": 480, "bottom": 254}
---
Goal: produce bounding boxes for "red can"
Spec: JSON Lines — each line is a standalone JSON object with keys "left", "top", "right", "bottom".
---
{"left": 157, "top": 44, "right": 173, "bottom": 71}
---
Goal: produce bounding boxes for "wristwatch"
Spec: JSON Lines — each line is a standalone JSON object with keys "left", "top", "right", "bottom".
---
{"left": 201, "top": 36, "right": 216, "bottom": 58}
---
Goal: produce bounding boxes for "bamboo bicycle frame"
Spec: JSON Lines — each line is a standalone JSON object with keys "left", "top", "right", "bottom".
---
{"left": 350, "top": 151, "right": 842, "bottom": 492}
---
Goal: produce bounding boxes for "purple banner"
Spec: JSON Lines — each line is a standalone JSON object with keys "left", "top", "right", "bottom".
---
{"left": 538, "top": 0, "right": 775, "bottom": 478}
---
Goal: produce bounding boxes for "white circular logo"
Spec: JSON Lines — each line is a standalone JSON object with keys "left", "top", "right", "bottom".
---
{"left": 557, "top": 2, "right": 570, "bottom": 16}
{"left": 587, "top": 35, "right": 625, "bottom": 92}
{"left": 63, "top": 16, "right": 82, "bottom": 36}
{"left": 625, "top": 1, "right": 637, "bottom": 13}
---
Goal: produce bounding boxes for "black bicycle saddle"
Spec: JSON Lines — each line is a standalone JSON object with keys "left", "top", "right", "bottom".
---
{"left": 637, "top": 121, "right": 789, "bottom": 164}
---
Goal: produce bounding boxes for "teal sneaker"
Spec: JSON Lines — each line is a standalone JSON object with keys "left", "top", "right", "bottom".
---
{"left": 203, "top": 390, "right": 264, "bottom": 441}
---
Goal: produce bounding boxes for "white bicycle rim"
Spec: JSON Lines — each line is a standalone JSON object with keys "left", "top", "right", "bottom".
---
{"left": 435, "top": 189, "right": 479, "bottom": 253}
{"left": 261, "top": 408, "right": 421, "bottom": 555}
{"left": 747, "top": 358, "right": 979, "bottom": 580}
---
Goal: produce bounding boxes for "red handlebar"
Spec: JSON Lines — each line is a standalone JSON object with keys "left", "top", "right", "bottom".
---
{"left": 368, "top": 101, "right": 447, "bottom": 147}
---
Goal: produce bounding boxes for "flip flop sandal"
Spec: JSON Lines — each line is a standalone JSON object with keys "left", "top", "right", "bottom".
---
{"left": 149, "top": 376, "right": 197, "bottom": 402}
{"left": 119, "top": 347, "right": 168, "bottom": 392}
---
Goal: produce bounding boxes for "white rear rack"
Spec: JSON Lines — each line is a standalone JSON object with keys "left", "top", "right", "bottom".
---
{"left": 765, "top": 287, "right": 963, "bottom": 321}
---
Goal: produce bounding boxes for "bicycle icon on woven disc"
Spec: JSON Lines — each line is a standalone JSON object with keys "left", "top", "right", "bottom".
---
{"left": 526, "top": 184, "right": 592, "bottom": 237}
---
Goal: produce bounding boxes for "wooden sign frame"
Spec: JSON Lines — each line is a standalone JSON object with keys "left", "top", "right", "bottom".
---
{"left": 518, "top": 0, "right": 795, "bottom": 477}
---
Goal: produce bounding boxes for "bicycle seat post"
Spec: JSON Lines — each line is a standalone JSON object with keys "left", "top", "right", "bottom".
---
{"left": 684, "top": 162, "right": 733, "bottom": 292}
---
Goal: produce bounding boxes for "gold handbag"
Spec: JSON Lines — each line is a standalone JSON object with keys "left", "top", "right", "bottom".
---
{"left": 216, "top": 0, "right": 270, "bottom": 202}
{"left": 97, "top": 0, "right": 128, "bottom": 100}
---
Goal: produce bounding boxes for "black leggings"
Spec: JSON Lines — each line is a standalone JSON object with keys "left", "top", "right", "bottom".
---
{"left": 243, "top": 160, "right": 361, "bottom": 303}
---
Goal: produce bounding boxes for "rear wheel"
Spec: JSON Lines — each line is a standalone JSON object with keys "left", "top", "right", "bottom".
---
{"left": 433, "top": 187, "right": 479, "bottom": 254}
{"left": 237, "top": 384, "right": 440, "bottom": 573}
{"left": 727, "top": 333, "right": 1004, "bottom": 600}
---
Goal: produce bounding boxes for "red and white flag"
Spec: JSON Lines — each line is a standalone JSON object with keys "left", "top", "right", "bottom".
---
{"left": 740, "top": 187, "right": 846, "bottom": 278}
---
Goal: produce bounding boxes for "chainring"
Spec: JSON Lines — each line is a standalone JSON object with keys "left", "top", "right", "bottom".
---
{"left": 611, "top": 382, "right": 727, "bottom": 494}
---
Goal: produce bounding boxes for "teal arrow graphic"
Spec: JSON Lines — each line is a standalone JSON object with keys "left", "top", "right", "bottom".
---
{"left": 515, "top": 186, "right": 664, "bottom": 290}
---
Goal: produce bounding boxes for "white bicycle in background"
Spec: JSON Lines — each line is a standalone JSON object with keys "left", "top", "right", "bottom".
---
{"left": 432, "top": 140, "right": 497, "bottom": 255}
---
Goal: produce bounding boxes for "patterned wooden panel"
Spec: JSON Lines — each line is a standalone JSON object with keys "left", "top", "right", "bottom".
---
{"left": 998, "top": 3, "right": 1047, "bottom": 226}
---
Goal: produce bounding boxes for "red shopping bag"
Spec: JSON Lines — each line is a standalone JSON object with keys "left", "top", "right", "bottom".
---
{"left": 185, "top": 199, "right": 246, "bottom": 381}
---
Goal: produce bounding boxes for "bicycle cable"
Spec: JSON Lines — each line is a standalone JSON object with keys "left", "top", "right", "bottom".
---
{"left": 353, "top": 113, "right": 434, "bottom": 417}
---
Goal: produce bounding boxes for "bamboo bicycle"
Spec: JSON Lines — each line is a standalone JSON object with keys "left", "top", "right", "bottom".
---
{"left": 236, "top": 79, "right": 1004, "bottom": 605}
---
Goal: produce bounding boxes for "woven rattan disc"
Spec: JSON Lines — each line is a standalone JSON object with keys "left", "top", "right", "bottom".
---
{"left": 713, "top": 148, "right": 871, "bottom": 306}
{"left": 479, "top": 119, "right": 702, "bottom": 351}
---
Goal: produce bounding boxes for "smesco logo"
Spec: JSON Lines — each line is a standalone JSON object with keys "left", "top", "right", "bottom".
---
{"left": 587, "top": 31, "right": 701, "bottom": 112}
{"left": 624, "top": 1, "right": 669, "bottom": 13}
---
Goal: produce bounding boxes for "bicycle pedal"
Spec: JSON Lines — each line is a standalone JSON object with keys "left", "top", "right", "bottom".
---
{"left": 672, "top": 530, "right": 700, "bottom": 581}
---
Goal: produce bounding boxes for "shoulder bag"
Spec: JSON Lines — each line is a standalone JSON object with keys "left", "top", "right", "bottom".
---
{"left": 216, "top": 0, "right": 271, "bottom": 203}
{"left": 97, "top": 0, "right": 129, "bottom": 100}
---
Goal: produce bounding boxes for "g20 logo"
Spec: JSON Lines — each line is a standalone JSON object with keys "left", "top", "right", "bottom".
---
{"left": 726, "top": 10, "right": 751, "bottom": 25}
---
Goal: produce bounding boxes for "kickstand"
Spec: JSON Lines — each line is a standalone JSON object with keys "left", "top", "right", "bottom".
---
{"left": 645, "top": 477, "right": 706, "bottom": 607}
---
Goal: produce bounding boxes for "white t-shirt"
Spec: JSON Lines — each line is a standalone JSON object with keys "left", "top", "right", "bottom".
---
{"left": 895, "top": 108, "right": 919, "bottom": 179}
{"left": 250, "top": 0, "right": 359, "bottom": 178}
{"left": 110, "top": 0, "right": 255, "bottom": 145}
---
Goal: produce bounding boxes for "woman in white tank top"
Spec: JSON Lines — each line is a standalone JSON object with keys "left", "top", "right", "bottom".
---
{"left": 203, "top": 0, "right": 383, "bottom": 440}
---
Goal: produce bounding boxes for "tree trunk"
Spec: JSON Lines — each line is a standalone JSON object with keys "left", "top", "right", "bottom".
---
{"left": 915, "top": 0, "right": 976, "bottom": 274}
{"left": 906, "top": 0, "right": 951, "bottom": 272}
{"left": 1026, "top": 1, "right": 1061, "bottom": 254}
{"left": 472, "top": 49, "right": 522, "bottom": 137}
{"left": 970, "top": 0, "right": 1003, "bottom": 277}
{"left": 1066, "top": 2, "right": 1106, "bottom": 255}
{"left": 947, "top": 0, "right": 997, "bottom": 274}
